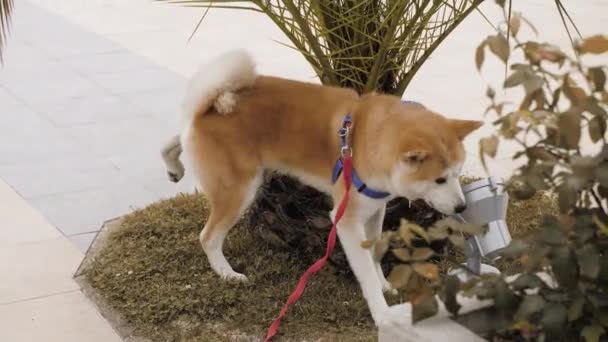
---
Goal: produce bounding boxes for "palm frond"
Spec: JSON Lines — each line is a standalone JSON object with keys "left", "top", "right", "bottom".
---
{"left": 0, "top": 0, "right": 14, "bottom": 63}
{"left": 159, "top": 0, "right": 483, "bottom": 95}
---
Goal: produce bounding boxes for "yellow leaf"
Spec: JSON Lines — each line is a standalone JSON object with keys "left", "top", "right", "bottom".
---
{"left": 392, "top": 248, "right": 412, "bottom": 262}
{"left": 577, "top": 35, "right": 608, "bottom": 55}
{"left": 398, "top": 219, "right": 415, "bottom": 246}
{"left": 475, "top": 41, "right": 486, "bottom": 71}
{"left": 509, "top": 13, "right": 522, "bottom": 37}
{"left": 487, "top": 34, "right": 510, "bottom": 64}
{"left": 480, "top": 135, "right": 499, "bottom": 158}
{"left": 360, "top": 240, "right": 374, "bottom": 249}
{"left": 414, "top": 262, "right": 439, "bottom": 280}
{"left": 373, "top": 238, "right": 389, "bottom": 261}
{"left": 592, "top": 215, "right": 608, "bottom": 236}
{"left": 387, "top": 265, "right": 412, "bottom": 289}
{"left": 408, "top": 222, "right": 430, "bottom": 243}
{"left": 412, "top": 247, "right": 435, "bottom": 261}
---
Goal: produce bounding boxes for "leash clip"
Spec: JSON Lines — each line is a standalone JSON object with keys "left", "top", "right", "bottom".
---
{"left": 341, "top": 146, "right": 352, "bottom": 157}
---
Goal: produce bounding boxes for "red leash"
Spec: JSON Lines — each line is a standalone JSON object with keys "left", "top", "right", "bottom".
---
{"left": 263, "top": 155, "right": 353, "bottom": 342}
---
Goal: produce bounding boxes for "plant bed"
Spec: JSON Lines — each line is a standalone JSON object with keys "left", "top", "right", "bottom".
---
{"left": 76, "top": 187, "right": 556, "bottom": 342}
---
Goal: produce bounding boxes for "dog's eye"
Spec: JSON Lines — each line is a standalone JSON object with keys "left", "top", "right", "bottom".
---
{"left": 435, "top": 178, "right": 447, "bottom": 184}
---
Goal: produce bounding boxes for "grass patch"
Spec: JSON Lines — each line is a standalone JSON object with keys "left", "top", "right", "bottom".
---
{"left": 84, "top": 186, "right": 558, "bottom": 341}
{"left": 85, "top": 194, "right": 377, "bottom": 341}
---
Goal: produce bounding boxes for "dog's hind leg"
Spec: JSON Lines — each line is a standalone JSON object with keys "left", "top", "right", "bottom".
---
{"left": 161, "top": 134, "right": 185, "bottom": 183}
{"left": 199, "top": 168, "right": 262, "bottom": 281}
{"left": 364, "top": 205, "right": 396, "bottom": 294}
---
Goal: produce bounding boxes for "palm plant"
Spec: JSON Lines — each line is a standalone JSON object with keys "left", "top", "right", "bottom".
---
{"left": 167, "top": 0, "right": 483, "bottom": 94}
{"left": 0, "top": 0, "right": 13, "bottom": 62}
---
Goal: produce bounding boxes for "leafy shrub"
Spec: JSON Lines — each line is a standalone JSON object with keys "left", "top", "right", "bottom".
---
{"left": 372, "top": 3, "right": 608, "bottom": 341}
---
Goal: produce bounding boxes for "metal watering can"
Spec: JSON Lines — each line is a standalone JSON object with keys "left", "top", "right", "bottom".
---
{"left": 450, "top": 177, "right": 512, "bottom": 280}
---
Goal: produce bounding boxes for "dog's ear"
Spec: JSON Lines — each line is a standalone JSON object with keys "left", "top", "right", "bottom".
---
{"left": 450, "top": 119, "right": 483, "bottom": 140}
{"left": 402, "top": 150, "right": 429, "bottom": 164}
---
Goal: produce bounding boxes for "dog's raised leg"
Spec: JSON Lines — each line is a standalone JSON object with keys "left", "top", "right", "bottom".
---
{"left": 364, "top": 205, "right": 396, "bottom": 294}
{"left": 199, "top": 170, "right": 262, "bottom": 282}
{"left": 334, "top": 210, "right": 389, "bottom": 325}
{"left": 161, "top": 134, "right": 185, "bottom": 183}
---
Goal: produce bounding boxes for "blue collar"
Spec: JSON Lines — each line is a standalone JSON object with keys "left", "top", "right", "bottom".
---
{"left": 331, "top": 113, "right": 391, "bottom": 200}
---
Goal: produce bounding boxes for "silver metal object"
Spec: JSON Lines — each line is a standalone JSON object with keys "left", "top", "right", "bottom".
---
{"left": 449, "top": 177, "right": 512, "bottom": 281}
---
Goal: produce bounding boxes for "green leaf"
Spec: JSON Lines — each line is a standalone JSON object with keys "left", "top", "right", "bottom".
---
{"left": 558, "top": 111, "right": 582, "bottom": 149}
{"left": 589, "top": 115, "right": 607, "bottom": 143}
{"left": 509, "top": 177, "right": 537, "bottom": 200}
{"left": 595, "top": 165, "right": 608, "bottom": 188}
{"left": 577, "top": 35, "right": 608, "bottom": 55}
{"left": 453, "top": 306, "right": 510, "bottom": 335}
{"left": 488, "top": 34, "right": 510, "bottom": 64}
{"left": 551, "top": 246, "right": 578, "bottom": 289}
{"left": 511, "top": 273, "right": 546, "bottom": 291}
{"left": 578, "top": 244, "right": 600, "bottom": 279}
{"left": 486, "top": 87, "right": 496, "bottom": 99}
{"left": 387, "top": 264, "right": 412, "bottom": 289}
{"left": 558, "top": 182, "right": 578, "bottom": 214}
{"left": 412, "top": 291, "right": 439, "bottom": 323}
{"left": 496, "top": 239, "right": 530, "bottom": 259}
{"left": 476, "top": 41, "right": 486, "bottom": 71}
{"left": 504, "top": 69, "right": 527, "bottom": 88}
{"left": 582, "top": 324, "right": 605, "bottom": 342}
{"left": 439, "top": 275, "right": 461, "bottom": 316}
{"left": 586, "top": 99, "right": 608, "bottom": 116}
{"left": 541, "top": 303, "right": 568, "bottom": 337}
{"left": 589, "top": 67, "right": 607, "bottom": 91}
{"left": 568, "top": 294, "right": 585, "bottom": 322}
{"left": 598, "top": 309, "right": 608, "bottom": 327}
{"left": 495, "top": 279, "right": 520, "bottom": 316}
{"left": 514, "top": 294, "right": 546, "bottom": 321}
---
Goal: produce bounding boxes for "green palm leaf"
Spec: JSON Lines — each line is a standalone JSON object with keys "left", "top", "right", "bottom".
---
{"left": 160, "top": 0, "right": 483, "bottom": 95}
{"left": 0, "top": 0, "right": 13, "bottom": 62}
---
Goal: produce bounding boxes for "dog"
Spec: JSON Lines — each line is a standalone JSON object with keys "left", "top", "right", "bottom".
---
{"left": 160, "top": 50, "right": 482, "bottom": 326}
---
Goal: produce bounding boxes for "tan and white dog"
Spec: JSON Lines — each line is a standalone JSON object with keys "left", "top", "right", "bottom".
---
{"left": 161, "top": 50, "right": 481, "bottom": 325}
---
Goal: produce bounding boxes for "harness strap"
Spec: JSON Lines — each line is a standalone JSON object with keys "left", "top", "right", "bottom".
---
{"left": 332, "top": 159, "right": 390, "bottom": 199}
{"left": 332, "top": 113, "right": 390, "bottom": 200}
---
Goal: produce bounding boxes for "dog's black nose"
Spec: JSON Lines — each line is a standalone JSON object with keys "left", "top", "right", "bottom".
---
{"left": 454, "top": 204, "right": 467, "bottom": 214}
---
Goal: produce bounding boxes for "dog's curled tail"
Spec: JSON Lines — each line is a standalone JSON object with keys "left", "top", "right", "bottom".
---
{"left": 181, "top": 49, "right": 256, "bottom": 126}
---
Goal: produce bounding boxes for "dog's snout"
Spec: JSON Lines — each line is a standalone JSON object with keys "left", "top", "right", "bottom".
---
{"left": 454, "top": 204, "right": 467, "bottom": 214}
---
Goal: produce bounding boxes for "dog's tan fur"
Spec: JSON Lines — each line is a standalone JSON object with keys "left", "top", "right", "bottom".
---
{"left": 163, "top": 50, "right": 482, "bottom": 326}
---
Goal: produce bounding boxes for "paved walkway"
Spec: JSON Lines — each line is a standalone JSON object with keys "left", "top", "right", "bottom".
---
{"left": 0, "top": 178, "right": 121, "bottom": 341}
{"left": 1, "top": 1, "right": 197, "bottom": 253}
{"left": 0, "top": 0, "right": 606, "bottom": 341}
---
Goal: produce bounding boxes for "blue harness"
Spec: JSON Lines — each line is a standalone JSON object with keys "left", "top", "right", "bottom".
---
{"left": 331, "top": 100, "right": 418, "bottom": 199}
{"left": 331, "top": 113, "right": 390, "bottom": 199}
